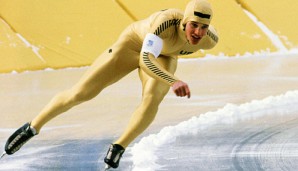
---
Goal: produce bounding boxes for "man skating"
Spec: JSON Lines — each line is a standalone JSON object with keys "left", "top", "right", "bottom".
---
{"left": 2, "top": 0, "right": 218, "bottom": 169}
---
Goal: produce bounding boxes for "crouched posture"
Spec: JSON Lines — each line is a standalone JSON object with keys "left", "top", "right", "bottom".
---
{"left": 3, "top": 0, "right": 218, "bottom": 169}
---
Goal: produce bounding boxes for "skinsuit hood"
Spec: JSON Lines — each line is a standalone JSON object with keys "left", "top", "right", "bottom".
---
{"left": 182, "top": 0, "right": 213, "bottom": 26}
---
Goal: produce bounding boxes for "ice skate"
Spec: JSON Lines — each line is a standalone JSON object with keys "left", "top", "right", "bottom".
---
{"left": 3, "top": 122, "right": 37, "bottom": 156}
{"left": 0, "top": 152, "right": 6, "bottom": 159}
{"left": 104, "top": 144, "right": 125, "bottom": 169}
{"left": 104, "top": 164, "right": 111, "bottom": 171}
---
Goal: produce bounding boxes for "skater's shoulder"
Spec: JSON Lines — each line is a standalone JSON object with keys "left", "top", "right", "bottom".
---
{"left": 158, "top": 8, "right": 184, "bottom": 20}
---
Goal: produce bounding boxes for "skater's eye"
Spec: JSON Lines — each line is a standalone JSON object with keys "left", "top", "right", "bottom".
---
{"left": 190, "top": 22, "right": 199, "bottom": 28}
{"left": 201, "top": 24, "right": 209, "bottom": 29}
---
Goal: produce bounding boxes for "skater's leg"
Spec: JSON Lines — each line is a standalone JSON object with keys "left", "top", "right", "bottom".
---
{"left": 114, "top": 55, "right": 177, "bottom": 148}
{"left": 3, "top": 47, "right": 138, "bottom": 156}
{"left": 104, "top": 55, "right": 177, "bottom": 169}
{"left": 3, "top": 25, "right": 140, "bottom": 156}
{"left": 31, "top": 45, "right": 139, "bottom": 133}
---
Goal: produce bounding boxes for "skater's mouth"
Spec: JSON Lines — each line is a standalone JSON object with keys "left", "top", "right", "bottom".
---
{"left": 192, "top": 34, "right": 201, "bottom": 40}
{"left": 188, "top": 34, "right": 202, "bottom": 44}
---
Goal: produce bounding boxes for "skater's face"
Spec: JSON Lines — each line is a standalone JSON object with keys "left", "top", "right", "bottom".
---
{"left": 185, "top": 21, "right": 209, "bottom": 45}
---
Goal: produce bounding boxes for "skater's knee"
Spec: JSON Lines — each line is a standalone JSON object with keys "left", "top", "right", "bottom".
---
{"left": 142, "top": 91, "right": 166, "bottom": 106}
{"left": 60, "top": 87, "right": 95, "bottom": 106}
{"left": 71, "top": 88, "right": 96, "bottom": 103}
{"left": 144, "top": 85, "right": 169, "bottom": 101}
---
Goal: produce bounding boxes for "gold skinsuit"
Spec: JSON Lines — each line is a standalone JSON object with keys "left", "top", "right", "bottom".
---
{"left": 31, "top": 8, "right": 218, "bottom": 148}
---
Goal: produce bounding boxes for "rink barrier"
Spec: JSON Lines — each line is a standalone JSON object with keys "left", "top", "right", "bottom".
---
{"left": 0, "top": 0, "right": 295, "bottom": 73}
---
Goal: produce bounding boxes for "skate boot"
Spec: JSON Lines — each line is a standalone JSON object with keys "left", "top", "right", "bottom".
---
{"left": 3, "top": 122, "right": 37, "bottom": 157}
{"left": 104, "top": 144, "right": 125, "bottom": 170}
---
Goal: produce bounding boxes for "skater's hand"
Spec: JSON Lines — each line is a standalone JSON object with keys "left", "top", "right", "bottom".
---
{"left": 172, "top": 81, "right": 191, "bottom": 98}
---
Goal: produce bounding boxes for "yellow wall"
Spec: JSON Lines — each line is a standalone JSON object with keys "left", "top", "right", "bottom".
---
{"left": 0, "top": 18, "right": 47, "bottom": 72}
{"left": 0, "top": 0, "right": 296, "bottom": 73}
{"left": 237, "top": 0, "right": 298, "bottom": 49}
{"left": 0, "top": 0, "right": 133, "bottom": 72}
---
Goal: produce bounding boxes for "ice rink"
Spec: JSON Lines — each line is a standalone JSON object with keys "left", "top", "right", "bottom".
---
{"left": 0, "top": 52, "right": 298, "bottom": 170}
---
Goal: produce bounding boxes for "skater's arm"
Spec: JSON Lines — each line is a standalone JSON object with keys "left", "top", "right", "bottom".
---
{"left": 139, "top": 12, "right": 180, "bottom": 86}
{"left": 139, "top": 50, "right": 179, "bottom": 86}
{"left": 139, "top": 10, "right": 191, "bottom": 97}
{"left": 139, "top": 51, "right": 191, "bottom": 98}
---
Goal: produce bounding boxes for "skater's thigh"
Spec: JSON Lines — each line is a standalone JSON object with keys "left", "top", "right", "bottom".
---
{"left": 72, "top": 44, "right": 139, "bottom": 98}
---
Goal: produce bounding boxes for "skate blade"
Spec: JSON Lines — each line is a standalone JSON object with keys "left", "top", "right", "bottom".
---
{"left": 104, "top": 164, "right": 111, "bottom": 171}
{"left": 0, "top": 152, "right": 6, "bottom": 159}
